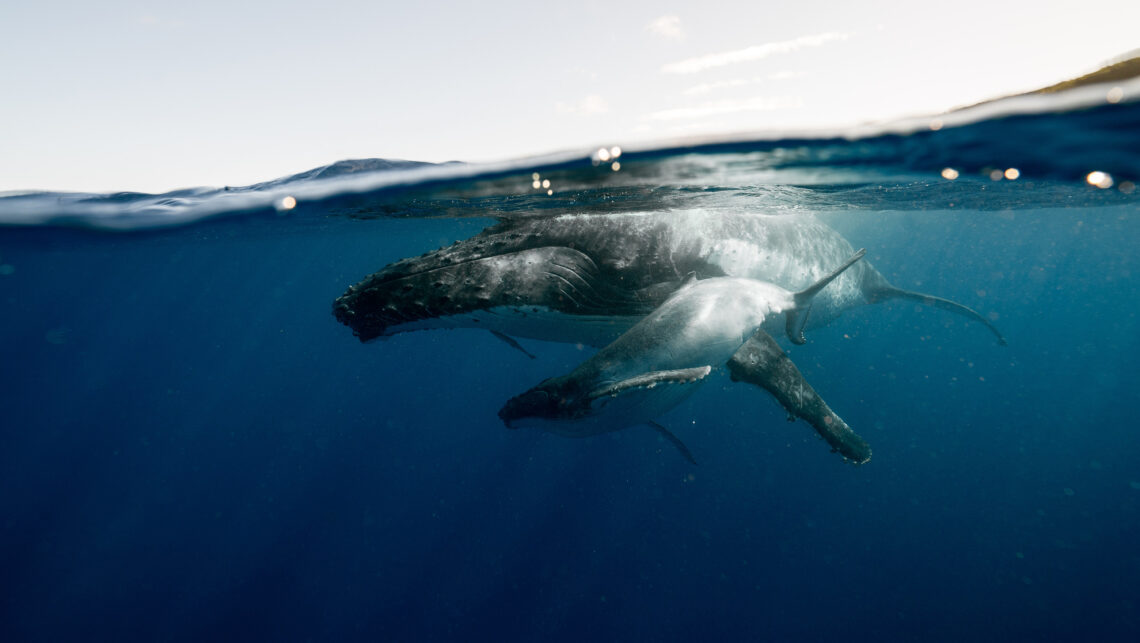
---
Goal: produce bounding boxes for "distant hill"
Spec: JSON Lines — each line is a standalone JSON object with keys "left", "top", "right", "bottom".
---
{"left": 1026, "top": 53, "right": 1140, "bottom": 94}
{"left": 955, "top": 51, "right": 1140, "bottom": 111}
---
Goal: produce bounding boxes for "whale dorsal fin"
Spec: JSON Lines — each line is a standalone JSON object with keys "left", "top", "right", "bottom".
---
{"left": 793, "top": 248, "right": 866, "bottom": 307}
{"left": 786, "top": 248, "right": 866, "bottom": 345}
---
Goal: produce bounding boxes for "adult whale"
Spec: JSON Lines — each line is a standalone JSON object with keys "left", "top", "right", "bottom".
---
{"left": 333, "top": 210, "right": 1006, "bottom": 347}
{"left": 499, "top": 249, "right": 874, "bottom": 464}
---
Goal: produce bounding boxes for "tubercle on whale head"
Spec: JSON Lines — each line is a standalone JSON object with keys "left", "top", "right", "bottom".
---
{"left": 333, "top": 267, "right": 477, "bottom": 342}
{"left": 332, "top": 295, "right": 392, "bottom": 342}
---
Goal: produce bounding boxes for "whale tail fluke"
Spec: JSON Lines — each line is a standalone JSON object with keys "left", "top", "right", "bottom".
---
{"left": 868, "top": 285, "right": 1008, "bottom": 346}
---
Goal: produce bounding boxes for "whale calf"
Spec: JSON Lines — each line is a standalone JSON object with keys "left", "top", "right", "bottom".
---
{"left": 498, "top": 249, "right": 873, "bottom": 463}
{"left": 333, "top": 210, "right": 1005, "bottom": 348}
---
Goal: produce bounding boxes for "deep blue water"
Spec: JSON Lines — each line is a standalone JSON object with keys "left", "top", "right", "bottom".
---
{"left": 2, "top": 88, "right": 1139, "bottom": 641}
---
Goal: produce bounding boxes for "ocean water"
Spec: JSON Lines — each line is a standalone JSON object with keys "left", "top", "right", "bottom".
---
{"left": 2, "top": 84, "right": 1139, "bottom": 641}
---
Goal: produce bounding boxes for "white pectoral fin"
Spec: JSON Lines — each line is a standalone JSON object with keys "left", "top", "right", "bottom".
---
{"left": 582, "top": 366, "right": 713, "bottom": 428}
{"left": 587, "top": 366, "right": 713, "bottom": 400}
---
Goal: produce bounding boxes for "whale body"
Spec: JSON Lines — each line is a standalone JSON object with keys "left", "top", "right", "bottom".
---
{"left": 333, "top": 210, "right": 1005, "bottom": 347}
{"left": 497, "top": 250, "right": 874, "bottom": 463}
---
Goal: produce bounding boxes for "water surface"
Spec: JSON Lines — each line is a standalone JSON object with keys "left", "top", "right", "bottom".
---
{"left": 1, "top": 84, "right": 1138, "bottom": 641}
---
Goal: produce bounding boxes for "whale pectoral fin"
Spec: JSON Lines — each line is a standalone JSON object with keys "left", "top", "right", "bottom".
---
{"left": 490, "top": 330, "right": 537, "bottom": 359}
{"left": 727, "top": 330, "right": 872, "bottom": 464}
{"left": 581, "top": 367, "right": 711, "bottom": 433}
{"left": 648, "top": 421, "right": 698, "bottom": 465}
{"left": 587, "top": 366, "right": 713, "bottom": 400}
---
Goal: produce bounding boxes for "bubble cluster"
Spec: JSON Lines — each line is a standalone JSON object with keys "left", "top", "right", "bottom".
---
{"left": 531, "top": 172, "right": 553, "bottom": 196}
{"left": 593, "top": 146, "right": 623, "bottom": 172}
{"left": 981, "top": 167, "right": 1021, "bottom": 181}
{"left": 1086, "top": 171, "right": 1113, "bottom": 189}
{"left": 940, "top": 166, "right": 1133, "bottom": 192}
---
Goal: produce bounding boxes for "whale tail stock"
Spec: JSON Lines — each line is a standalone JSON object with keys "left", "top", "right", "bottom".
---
{"left": 785, "top": 248, "right": 867, "bottom": 345}
{"left": 728, "top": 329, "right": 872, "bottom": 464}
{"left": 866, "top": 284, "right": 1008, "bottom": 346}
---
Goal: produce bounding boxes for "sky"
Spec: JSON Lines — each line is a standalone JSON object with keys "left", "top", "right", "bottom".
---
{"left": 1, "top": 0, "right": 1137, "bottom": 193}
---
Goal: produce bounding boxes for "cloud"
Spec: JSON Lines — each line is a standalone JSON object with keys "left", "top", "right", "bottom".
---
{"left": 136, "top": 14, "right": 185, "bottom": 27}
{"left": 557, "top": 95, "right": 610, "bottom": 115}
{"left": 767, "top": 70, "right": 804, "bottom": 80}
{"left": 684, "top": 78, "right": 751, "bottom": 96}
{"left": 683, "top": 71, "right": 805, "bottom": 96}
{"left": 661, "top": 32, "right": 848, "bottom": 74}
{"left": 647, "top": 15, "right": 685, "bottom": 41}
{"left": 645, "top": 95, "right": 803, "bottom": 121}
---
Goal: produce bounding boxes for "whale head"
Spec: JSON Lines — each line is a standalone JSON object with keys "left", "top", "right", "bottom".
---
{"left": 498, "top": 375, "right": 594, "bottom": 434}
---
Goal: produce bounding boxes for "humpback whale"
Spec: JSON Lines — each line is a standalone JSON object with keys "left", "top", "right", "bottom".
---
{"left": 333, "top": 210, "right": 1005, "bottom": 347}
{"left": 333, "top": 210, "right": 1004, "bottom": 464}
{"left": 498, "top": 250, "right": 873, "bottom": 464}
